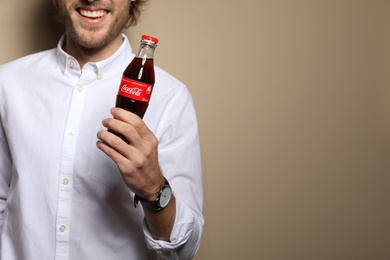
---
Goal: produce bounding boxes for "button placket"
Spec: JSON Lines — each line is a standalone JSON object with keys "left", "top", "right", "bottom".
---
{"left": 55, "top": 69, "right": 89, "bottom": 259}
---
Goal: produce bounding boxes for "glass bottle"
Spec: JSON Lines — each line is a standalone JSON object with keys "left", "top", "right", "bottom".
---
{"left": 115, "top": 35, "right": 158, "bottom": 118}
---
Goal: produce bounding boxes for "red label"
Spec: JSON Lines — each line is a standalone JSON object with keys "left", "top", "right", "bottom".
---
{"left": 118, "top": 77, "right": 153, "bottom": 102}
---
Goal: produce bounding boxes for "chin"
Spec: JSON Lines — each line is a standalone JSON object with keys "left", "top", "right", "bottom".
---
{"left": 74, "top": 30, "right": 112, "bottom": 49}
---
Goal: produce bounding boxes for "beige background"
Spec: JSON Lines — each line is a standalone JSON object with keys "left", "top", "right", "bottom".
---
{"left": 1, "top": 0, "right": 390, "bottom": 259}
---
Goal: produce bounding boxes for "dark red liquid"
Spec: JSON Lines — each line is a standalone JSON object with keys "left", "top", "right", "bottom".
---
{"left": 115, "top": 95, "right": 149, "bottom": 119}
{"left": 116, "top": 57, "right": 155, "bottom": 119}
{"left": 112, "top": 57, "right": 155, "bottom": 143}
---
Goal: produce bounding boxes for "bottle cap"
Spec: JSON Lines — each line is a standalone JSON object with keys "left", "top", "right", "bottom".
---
{"left": 142, "top": 35, "right": 159, "bottom": 44}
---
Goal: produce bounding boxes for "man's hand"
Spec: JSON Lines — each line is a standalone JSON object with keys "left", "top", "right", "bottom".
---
{"left": 96, "top": 107, "right": 164, "bottom": 201}
{"left": 96, "top": 107, "right": 176, "bottom": 241}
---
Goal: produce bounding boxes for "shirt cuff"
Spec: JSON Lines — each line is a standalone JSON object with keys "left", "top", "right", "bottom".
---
{"left": 142, "top": 198, "right": 195, "bottom": 255}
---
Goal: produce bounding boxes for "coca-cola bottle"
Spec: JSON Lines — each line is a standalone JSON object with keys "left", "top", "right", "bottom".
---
{"left": 116, "top": 35, "right": 158, "bottom": 118}
{"left": 111, "top": 35, "right": 158, "bottom": 143}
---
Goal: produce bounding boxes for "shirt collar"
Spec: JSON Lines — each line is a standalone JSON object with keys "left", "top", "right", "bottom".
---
{"left": 56, "top": 33, "right": 134, "bottom": 78}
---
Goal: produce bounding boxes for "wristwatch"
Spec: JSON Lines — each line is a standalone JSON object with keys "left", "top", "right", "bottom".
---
{"left": 134, "top": 177, "right": 172, "bottom": 212}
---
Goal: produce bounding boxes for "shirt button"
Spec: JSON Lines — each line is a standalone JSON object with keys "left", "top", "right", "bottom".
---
{"left": 68, "top": 130, "right": 75, "bottom": 137}
{"left": 69, "top": 60, "right": 75, "bottom": 68}
{"left": 63, "top": 178, "right": 70, "bottom": 185}
{"left": 77, "top": 85, "right": 84, "bottom": 92}
{"left": 98, "top": 73, "right": 104, "bottom": 80}
{"left": 59, "top": 225, "right": 66, "bottom": 232}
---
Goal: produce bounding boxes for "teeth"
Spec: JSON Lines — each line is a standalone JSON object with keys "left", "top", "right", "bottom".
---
{"left": 80, "top": 9, "right": 107, "bottom": 18}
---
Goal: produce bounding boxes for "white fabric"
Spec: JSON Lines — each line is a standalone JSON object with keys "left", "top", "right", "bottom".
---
{"left": 0, "top": 34, "right": 204, "bottom": 260}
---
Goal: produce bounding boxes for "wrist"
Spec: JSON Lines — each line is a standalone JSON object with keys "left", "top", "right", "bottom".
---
{"left": 134, "top": 177, "right": 172, "bottom": 212}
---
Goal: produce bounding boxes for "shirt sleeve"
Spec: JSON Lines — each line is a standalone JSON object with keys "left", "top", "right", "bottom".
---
{"left": 142, "top": 80, "right": 204, "bottom": 259}
{"left": 0, "top": 112, "right": 12, "bottom": 236}
{"left": 142, "top": 199, "right": 204, "bottom": 260}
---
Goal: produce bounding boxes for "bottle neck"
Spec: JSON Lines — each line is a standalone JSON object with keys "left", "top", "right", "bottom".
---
{"left": 136, "top": 41, "right": 157, "bottom": 59}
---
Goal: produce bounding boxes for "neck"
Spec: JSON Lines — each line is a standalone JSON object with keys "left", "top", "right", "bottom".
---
{"left": 63, "top": 34, "right": 124, "bottom": 68}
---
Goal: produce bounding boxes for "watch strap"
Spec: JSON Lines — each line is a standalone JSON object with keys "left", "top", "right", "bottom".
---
{"left": 134, "top": 177, "right": 171, "bottom": 212}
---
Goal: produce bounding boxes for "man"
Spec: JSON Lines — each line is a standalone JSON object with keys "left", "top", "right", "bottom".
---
{"left": 0, "top": 0, "right": 204, "bottom": 259}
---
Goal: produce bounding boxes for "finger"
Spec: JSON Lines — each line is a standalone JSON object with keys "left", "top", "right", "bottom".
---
{"left": 96, "top": 132, "right": 144, "bottom": 181}
{"left": 96, "top": 136, "right": 129, "bottom": 165}
{"left": 97, "top": 129, "right": 135, "bottom": 160}
{"left": 110, "top": 108, "right": 151, "bottom": 138}
{"left": 102, "top": 117, "right": 142, "bottom": 146}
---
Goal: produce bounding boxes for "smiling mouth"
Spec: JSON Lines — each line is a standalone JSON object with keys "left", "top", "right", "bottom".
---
{"left": 78, "top": 9, "right": 108, "bottom": 19}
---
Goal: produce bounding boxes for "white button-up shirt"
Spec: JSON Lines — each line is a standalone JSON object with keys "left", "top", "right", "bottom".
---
{"left": 0, "top": 34, "right": 204, "bottom": 260}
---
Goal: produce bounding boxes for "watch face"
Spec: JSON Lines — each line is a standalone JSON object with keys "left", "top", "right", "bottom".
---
{"left": 159, "top": 187, "right": 172, "bottom": 208}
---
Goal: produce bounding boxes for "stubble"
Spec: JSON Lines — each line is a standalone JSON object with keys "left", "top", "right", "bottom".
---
{"left": 59, "top": 1, "right": 131, "bottom": 50}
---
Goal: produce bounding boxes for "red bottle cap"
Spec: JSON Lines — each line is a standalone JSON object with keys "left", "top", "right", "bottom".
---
{"left": 142, "top": 35, "right": 159, "bottom": 44}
